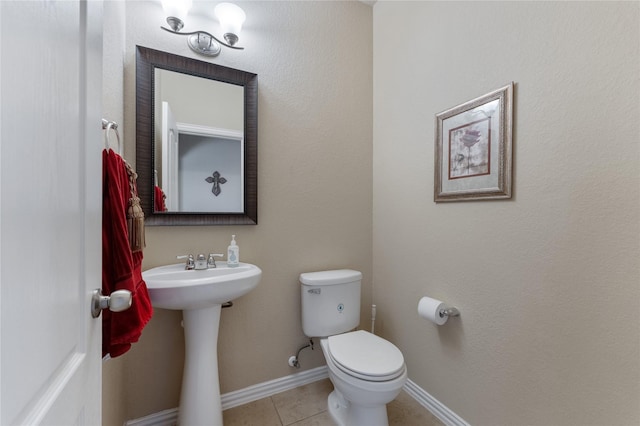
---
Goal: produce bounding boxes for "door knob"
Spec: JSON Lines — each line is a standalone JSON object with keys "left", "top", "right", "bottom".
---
{"left": 91, "top": 289, "right": 132, "bottom": 318}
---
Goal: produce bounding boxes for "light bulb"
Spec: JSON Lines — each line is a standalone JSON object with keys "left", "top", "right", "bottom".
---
{"left": 162, "top": 0, "right": 192, "bottom": 21}
{"left": 214, "top": 2, "right": 246, "bottom": 46}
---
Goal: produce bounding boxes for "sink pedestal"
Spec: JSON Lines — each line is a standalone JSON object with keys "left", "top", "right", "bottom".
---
{"left": 142, "top": 262, "right": 262, "bottom": 425}
{"left": 179, "top": 304, "right": 223, "bottom": 426}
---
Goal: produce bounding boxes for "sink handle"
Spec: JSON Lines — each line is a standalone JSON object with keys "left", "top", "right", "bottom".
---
{"left": 177, "top": 254, "right": 195, "bottom": 270}
{"left": 208, "top": 253, "right": 224, "bottom": 268}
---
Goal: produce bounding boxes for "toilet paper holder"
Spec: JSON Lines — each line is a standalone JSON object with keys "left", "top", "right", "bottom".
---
{"left": 439, "top": 306, "right": 460, "bottom": 318}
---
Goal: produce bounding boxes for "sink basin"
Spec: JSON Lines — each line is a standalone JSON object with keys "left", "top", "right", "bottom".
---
{"left": 141, "top": 261, "right": 262, "bottom": 426}
{"left": 143, "top": 261, "right": 261, "bottom": 310}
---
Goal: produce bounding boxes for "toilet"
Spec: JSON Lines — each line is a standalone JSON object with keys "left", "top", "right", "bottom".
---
{"left": 300, "top": 269, "right": 407, "bottom": 426}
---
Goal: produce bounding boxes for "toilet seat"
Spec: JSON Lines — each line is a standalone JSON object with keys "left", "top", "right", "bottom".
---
{"left": 327, "top": 330, "right": 405, "bottom": 382}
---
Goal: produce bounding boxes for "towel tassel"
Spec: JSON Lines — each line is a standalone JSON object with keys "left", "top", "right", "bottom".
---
{"left": 125, "top": 161, "right": 146, "bottom": 253}
{"left": 127, "top": 195, "right": 145, "bottom": 252}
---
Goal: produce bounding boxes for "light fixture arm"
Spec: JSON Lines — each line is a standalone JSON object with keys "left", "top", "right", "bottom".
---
{"left": 160, "top": 26, "right": 244, "bottom": 50}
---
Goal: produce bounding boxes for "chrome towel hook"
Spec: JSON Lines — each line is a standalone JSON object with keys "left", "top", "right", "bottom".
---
{"left": 102, "top": 118, "right": 122, "bottom": 155}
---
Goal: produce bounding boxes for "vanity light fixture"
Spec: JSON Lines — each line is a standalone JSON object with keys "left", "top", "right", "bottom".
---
{"left": 161, "top": 0, "right": 246, "bottom": 57}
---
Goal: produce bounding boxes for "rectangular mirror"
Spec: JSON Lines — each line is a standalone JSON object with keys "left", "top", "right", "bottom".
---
{"left": 136, "top": 46, "right": 258, "bottom": 225}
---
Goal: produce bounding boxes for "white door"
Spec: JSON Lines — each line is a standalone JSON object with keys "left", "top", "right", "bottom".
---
{"left": 162, "top": 101, "right": 180, "bottom": 211}
{"left": 0, "top": 1, "right": 103, "bottom": 425}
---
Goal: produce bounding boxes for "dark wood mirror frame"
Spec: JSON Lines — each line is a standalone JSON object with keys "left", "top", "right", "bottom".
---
{"left": 136, "top": 45, "right": 258, "bottom": 225}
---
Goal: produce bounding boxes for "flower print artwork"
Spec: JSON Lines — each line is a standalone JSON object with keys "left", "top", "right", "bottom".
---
{"left": 448, "top": 117, "right": 491, "bottom": 179}
{"left": 434, "top": 83, "right": 513, "bottom": 202}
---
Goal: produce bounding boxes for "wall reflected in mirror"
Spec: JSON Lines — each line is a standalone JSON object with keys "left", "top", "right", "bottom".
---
{"left": 154, "top": 69, "right": 244, "bottom": 213}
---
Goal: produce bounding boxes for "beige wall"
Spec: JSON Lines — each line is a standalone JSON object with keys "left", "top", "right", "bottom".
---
{"left": 373, "top": 2, "right": 640, "bottom": 425}
{"left": 102, "top": 1, "right": 373, "bottom": 424}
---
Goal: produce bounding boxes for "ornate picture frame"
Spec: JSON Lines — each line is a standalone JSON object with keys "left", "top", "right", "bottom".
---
{"left": 434, "top": 83, "right": 513, "bottom": 202}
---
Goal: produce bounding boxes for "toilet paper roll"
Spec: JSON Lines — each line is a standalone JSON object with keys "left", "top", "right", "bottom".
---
{"left": 418, "top": 296, "right": 448, "bottom": 325}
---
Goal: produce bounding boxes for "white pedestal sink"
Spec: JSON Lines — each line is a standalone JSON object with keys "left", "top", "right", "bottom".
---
{"left": 143, "top": 261, "right": 261, "bottom": 426}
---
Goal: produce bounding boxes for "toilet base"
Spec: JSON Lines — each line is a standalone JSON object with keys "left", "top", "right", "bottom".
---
{"left": 327, "top": 389, "right": 389, "bottom": 426}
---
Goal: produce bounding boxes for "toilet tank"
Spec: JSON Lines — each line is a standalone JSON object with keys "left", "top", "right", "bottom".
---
{"left": 300, "top": 269, "right": 362, "bottom": 337}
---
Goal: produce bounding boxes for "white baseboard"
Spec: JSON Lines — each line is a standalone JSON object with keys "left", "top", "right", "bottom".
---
{"left": 124, "top": 408, "right": 177, "bottom": 426}
{"left": 125, "top": 369, "right": 469, "bottom": 426}
{"left": 221, "top": 365, "right": 329, "bottom": 410}
{"left": 403, "top": 379, "right": 470, "bottom": 426}
{"left": 124, "top": 366, "right": 329, "bottom": 426}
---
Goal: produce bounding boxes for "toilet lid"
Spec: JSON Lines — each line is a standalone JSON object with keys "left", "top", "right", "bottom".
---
{"left": 327, "top": 330, "right": 405, "bottom": 382}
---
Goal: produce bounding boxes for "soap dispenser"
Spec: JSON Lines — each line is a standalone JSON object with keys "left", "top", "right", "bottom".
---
{"left": 227, "top": 235, "right": 239, "bottom": 267}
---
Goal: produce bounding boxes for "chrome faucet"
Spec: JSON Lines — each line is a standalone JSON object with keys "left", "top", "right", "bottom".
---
{"left": 195, "top": 254, "right": 208, "bottom": 270}
{"left": 178, "top": 253, "right": 224, "bottom": 270}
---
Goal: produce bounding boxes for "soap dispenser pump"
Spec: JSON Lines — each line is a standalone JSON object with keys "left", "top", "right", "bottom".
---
{"left": 227, "top": 235, "right": 239, "bottom": 267}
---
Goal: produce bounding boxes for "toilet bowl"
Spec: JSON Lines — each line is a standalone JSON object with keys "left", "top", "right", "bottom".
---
{"left": 300, "top": 270, "right": 408, "bottom": 426}
{"left": 320, "top": 331, "right": 407, "bottom": 426}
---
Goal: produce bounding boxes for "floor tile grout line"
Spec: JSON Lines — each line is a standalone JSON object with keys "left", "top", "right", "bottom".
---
{"left": 223, "top": 379, "right": 440, "bottom": 426}
{"left": 270, "top": 395, "right": 286, "bottom": 426}
{"left": 289, "top": 408, "right": 329, "bottom": 426}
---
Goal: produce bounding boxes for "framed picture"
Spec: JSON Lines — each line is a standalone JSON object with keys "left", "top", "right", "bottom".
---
{"left": 434, "top": 83, "right": 513, "bottom": 202}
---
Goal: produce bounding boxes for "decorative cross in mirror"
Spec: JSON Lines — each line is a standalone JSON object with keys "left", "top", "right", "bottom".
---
{"left": 205, "top": 171, "right": 227, "bottom": 196}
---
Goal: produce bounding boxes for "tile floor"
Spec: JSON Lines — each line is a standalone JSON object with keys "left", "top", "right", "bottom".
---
{"left": 222, "top": 379, "right": 444, "bottom": 426}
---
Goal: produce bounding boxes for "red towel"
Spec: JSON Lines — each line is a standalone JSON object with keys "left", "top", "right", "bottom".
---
{"left": 102, "top": 150, "right": 153, "bottom": 358}
{"left": 154, "top": 185, "right": 167, "bottom": 212}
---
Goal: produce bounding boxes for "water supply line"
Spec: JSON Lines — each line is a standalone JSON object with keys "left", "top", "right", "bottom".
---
{"left": 288, "top": 338, "right": 314, "bottom": 368}
{"left": 371, "top": 304, "right": 377, "bottom": 334}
